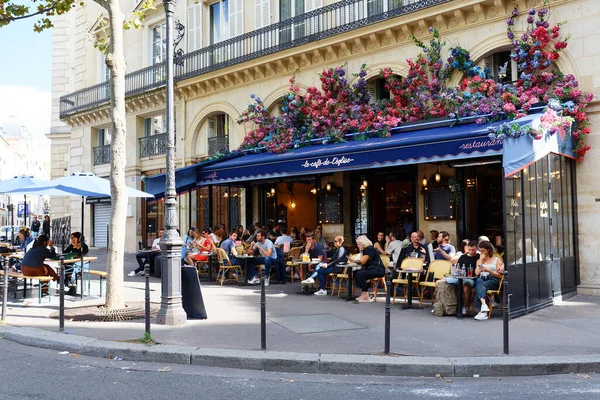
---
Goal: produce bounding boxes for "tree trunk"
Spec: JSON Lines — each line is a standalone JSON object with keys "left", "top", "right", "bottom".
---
{"left": 102, "top": 0, "right": 127, "bottom": 310}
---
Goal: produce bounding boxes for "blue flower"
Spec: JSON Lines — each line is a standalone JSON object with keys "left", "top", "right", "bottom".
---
{"left": 562, "top": 100, "right": 575, "bottom": 112}
{"left": 452, "top": 60, "right": 459, "bottom": 68}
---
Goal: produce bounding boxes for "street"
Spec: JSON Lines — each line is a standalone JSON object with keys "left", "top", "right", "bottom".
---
{"left": 1, "top": 338, "right": 598, "bottom": 400}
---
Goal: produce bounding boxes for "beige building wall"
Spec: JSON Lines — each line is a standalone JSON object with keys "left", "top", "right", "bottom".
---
{"left": 50, "top": 0, "right": 600, "bottom": 291}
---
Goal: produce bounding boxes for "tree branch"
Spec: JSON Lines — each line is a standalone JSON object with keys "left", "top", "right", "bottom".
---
{"left": 0, "top": 4, "right": 56, "bottom": 23}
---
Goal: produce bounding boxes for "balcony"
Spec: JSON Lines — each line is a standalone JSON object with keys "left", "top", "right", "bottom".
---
{"left": 93, "top": 144, "right": 111, "bottom": 165}
{"left": 208, "top": 135, "right": 229, "bottom": 156}
{"left": 139, "top": 133, "right": 168, "bottom": 158}
{"left": 59, "top": 0, "right": 449, "bottom": 118}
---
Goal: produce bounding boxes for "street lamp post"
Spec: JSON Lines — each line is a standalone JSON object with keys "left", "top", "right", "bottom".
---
{"left": 156, "top": 0, "right": 187, "bottom": 326}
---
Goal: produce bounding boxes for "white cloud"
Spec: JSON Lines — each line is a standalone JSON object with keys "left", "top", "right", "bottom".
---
{"left": 0, "top": 85, "right": 51, "bottom": 141}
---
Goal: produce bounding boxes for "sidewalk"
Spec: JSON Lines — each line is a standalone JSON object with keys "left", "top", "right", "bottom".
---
{"left": 1, "top": 249, "right": 600, "bottom": 376}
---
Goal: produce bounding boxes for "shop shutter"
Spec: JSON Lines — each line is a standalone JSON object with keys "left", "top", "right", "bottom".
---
{"left": 187, "top": 3, "right": 203, "bottom": 52}
{"left": 93, "top": 203, "right": 111, "bottom": 248}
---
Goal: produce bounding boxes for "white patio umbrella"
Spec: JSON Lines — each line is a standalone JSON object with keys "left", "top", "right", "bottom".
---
{"left": 7, "top": 172, "right": 154, "bottom": 298}
{"left": 0, "top": 175, "right": 52, "bottom": 241}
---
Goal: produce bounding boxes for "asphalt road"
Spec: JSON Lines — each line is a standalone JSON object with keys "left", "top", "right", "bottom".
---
{"left": 1, "top": 338, "right": 599, "bottom": 400}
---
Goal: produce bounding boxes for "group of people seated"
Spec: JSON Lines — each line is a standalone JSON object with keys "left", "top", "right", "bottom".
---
{"left": 12, "top": 228, "right": 89, "bottom": 295}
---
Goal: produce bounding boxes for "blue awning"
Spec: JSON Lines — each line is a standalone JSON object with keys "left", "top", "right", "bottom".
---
{"left": 502, "top": 114, "right": 576, "bottom": 176}
{"left": 144, "top": 162, "right": 198, "bottom": 197}
{"left": 196, "top": 118, "right": 512, "bottom": 185}
{"left": 146, "top": 111, "right": 572, "bottom": 196}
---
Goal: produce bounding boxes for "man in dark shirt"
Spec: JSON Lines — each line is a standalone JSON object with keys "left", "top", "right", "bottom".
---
{"left": 445, "top": 240, "right": 479, "bottom": 315}
{"left": 30, "top": 216, "right": 41, "bottom": 238}
{"left": 397, "top": 232, "right": 429, "bottom": 268}
{"left": 301, "top": 233, "right": 324, "bottom": 260}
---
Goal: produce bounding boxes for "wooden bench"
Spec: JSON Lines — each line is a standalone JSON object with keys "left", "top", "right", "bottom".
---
{"left": 0, "top": 270, "right": 53, "bottom": 304}
{"left": 84, "top": 270, "right": 107, "bottom": 297}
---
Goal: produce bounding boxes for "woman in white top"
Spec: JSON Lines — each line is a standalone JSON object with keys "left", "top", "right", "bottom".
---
{"left": 473, "top": 240, "right": 504, "bottom": 321}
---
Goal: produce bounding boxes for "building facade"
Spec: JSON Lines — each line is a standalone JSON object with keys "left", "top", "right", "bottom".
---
{"left": 50, "top": 0, "right": 600, "bottom": 297}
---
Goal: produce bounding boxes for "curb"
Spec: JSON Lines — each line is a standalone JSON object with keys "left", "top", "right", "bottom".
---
{"left": 1, "top": 324, "right": 599, "bottom": 377}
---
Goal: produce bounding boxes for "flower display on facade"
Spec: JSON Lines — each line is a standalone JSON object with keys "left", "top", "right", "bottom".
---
{"left": 236, "top": 1, "right": 592, "bottom": 161}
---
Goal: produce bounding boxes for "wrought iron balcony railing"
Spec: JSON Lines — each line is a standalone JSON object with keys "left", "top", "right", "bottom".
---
{"left": 139, "top": 133, "right": 168, "bottom": 158}
{"left": 208, "top": 135, "right": 229, "bottom": 156}
{"left": 59, "top": 0, "right": 449, "bottom": 117}
{"left": 93, "top": 144, "right": 111, "bottom": 165}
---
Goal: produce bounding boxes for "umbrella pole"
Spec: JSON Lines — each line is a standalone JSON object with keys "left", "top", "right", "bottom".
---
{"left": 24, "top": 195, "right": 27, "bottom": 230}
{"left": 81, "top": 196, "right": 85, "bottom": 299}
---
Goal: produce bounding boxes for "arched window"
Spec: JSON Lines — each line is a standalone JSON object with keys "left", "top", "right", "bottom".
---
{"left": 479, "top": 50, "right": 518, "bottom": 83}
{"left": 207, "top": 112, "right": 231, "bottom": 156}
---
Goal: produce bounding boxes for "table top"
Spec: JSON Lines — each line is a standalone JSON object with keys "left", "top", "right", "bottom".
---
{"left": 11, "top": 252, "right": 97, "bottom": 263}
{"left": 237, "top": 254, "right": 254, "bottom": 258}
{"left": 337, "top": 262, "right": 361, "bottom": 270}
{"left": 445, "top": 274, "right": 478, "bottom": 279}
{"left": 293, "top": 259, "right": 321, "bottom": 265}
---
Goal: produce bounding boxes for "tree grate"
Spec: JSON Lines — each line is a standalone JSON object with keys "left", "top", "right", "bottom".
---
{"left": 49, "top": 302, "right": 160, "bottom": 322}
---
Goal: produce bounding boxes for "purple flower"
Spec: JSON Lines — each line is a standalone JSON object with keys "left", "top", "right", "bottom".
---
{"left": 527, "top": 16, "right": 534, "bottom": 24}
{"left": 428, "top": 27, "right": 434, "bottom": 33}
{"left": 508, "top": 32, "right": 514, "bottom": 39}
{"left": 512, "top": 8, "right": 519, "bottom": 17}
{"left": 507, "top": 18, "right": 514, "bottom": 26}
{"left": 521, "top": 34, "right": 528, "bottom": 41}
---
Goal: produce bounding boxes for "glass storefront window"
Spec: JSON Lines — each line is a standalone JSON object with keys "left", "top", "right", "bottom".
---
{"left": 505, "top": 172, "right": 522, "bottom": 265}
{"left": 538, "top": 157, "right": 551, "bottom": 260}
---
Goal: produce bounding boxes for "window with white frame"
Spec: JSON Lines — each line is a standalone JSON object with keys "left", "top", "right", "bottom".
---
{"left": 210, "top": 0, "right": 229, "bottom": 45}
{"left": 187, "top": 3, "right": 203, "bottom": 53}
{"left": 279, "top": 0, "right": 321, "bottom": 43}
{"left": 152, "top": 23, "right": 167, "bottom": 64}
{"left": 144, "top": 115, "right": 167, "bottom": 137}
{"left": 98, "top": 128, "right": 112, "bottom": 146}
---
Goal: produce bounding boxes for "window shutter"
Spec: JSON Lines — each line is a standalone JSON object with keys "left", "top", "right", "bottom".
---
{"left": 187, "top": 4, "right": 203, "bottom": 53}
{"left": 229, "top": 0, "right": 244, "bottom": 38}
{"left": 367, "top": 82, "right": 377, "bottom": 104}
{"left": 305, "top": 0, "right": 322, "bottom": 35}
{"left": 255, "top": 0, "right": 270, "bottom": 29}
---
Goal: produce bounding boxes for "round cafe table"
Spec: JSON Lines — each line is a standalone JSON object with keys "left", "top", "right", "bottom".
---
{"left": 399, "top": 268, "right": 422, "bottom": 310}
{"left": 236, "top": 254, "right": 254, "bottom": 286}
{"left": 445, "top": 274, "right": 478, "bottom": 319}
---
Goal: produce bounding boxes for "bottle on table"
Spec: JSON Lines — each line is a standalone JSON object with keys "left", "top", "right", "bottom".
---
{"left": 461, "top": 264, "right": 466, "bottom": 277}
{"left": 468, "top": 266, "right": 473, "bottom": 277}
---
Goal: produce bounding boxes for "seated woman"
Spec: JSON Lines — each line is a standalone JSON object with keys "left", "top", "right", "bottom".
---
{"left": 301, "top": 236, "right": 348, "bottom": 295}
{"left": 473, "top": 241, "right": 504, "bottom": 321}
{"left": 9, "top": 228, "right": 34, "bottom": 271}
{"left": 21, "top": 235, "right": 59, "bottom": 291}
{"left": 63, "top": 232, "right": 89, "bottom": 294}
{"left": 373, "top": 232, "right": 387, "bottom": 255}
{"left": 354, "top": 235, "right": 385, "bottom": 302}
{"left": 185, "top": 229, "right": 214, "bottom": 266}
{"left": 181, "top": 227, "right": 196, "bottom": 263}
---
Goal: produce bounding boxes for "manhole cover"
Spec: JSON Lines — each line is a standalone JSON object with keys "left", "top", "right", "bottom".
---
{"left": 49, "top": 301, "right": 160, "bottom": 322}
{"left": 268, "top": 313, "right": 367, "bottom": 334}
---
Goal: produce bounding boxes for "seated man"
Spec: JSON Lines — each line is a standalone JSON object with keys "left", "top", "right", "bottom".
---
{"left": 300, "top": 232, "right": 323, "bottom": 280}
{"left": 443, "top": 240, "right": 479, "bottom": 315}
{"left": 219, "top": 230, "right": 241, "bottom": 280}
{"left": 247, "top": 229, "right": 277, "bottom": 285}
{"left": 433, "top": 231, "right": 456, "bottom": 261}
{"left": 302, "top": 236, "right": 347, "bottom": 295}
{"left": 129, "top": 229, "right": 163, "bottom": 277}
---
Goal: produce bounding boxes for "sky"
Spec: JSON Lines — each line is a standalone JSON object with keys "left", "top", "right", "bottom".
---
{"left": 0, "top": 3, "right": 52, "bottom": 141}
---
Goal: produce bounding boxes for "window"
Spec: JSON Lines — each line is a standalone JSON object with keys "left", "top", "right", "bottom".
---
{"left": 98, "top": 128, "right": 112, "bottom": 146}
{"left": 366, "top": 78, "right": 391, "bottom": 103}
{"left": 481, "top": 50, "right": 518, "bottom": 83}
{"left": 210, "top": 0, "right": 229, "bottom": 45}
{"left": 152, "top": 23, "right": 167, "bottom": 64}
{"left": 255, "top": 0, "right": 270, "bottom": 29}
{"left": 279, "top": 0, "right": 322, "bottom": 43}
{"left": 208, "top": 113, "right": 230, "bottom": 137}
{"left": 99, "top": 56, "right": 109, "bottom": 83}
{"left": 144, "top": 115, "right": 167, "bottom": 137}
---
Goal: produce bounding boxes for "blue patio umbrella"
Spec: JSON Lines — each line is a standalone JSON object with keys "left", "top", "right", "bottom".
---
{"left": 0, "top": 175, "right": 52, "bottom": 240}
{"left": 7, "top": 172, "right": 154, "bottom": 298}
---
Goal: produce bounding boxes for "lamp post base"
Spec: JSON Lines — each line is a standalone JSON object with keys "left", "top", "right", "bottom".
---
{"left": 156, "top": 232, "right": 187, "bottom": 326}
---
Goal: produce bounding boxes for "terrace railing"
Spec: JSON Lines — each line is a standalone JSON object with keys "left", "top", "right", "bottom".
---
{"left": 208, "top": 135, "right": 229, "bottom": 156}
{"left": 59, "top": 0, "right": 449, "bottom": 117}
{"left": 93, "top": 144, "right": 111, "bottom": 166}
{"left": 139, "top": 133, "right": 168, "bottom": 158}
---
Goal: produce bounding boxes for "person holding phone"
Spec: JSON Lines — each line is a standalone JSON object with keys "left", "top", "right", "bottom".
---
{"left": 473, "top": 241, "right": 504, "bottom": 321}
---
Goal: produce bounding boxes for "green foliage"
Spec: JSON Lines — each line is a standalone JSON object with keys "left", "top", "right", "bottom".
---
{"left": 138, "top": 331, "right": 154, "bottom": 344}
{"left": 0, "top": 0, "right": 78, "bottom": 31}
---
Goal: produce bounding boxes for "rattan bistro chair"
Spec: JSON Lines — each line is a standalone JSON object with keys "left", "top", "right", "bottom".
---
{"left": 418, "top": 260, "right": 451, "bottom": 306}
{"left": 215, "top": 248, "right": 243, "bottom": 286}
{"left": 486, "top": 273, "right": 505, "bottom": 318}
{"left": 370, "top": 254, "right": 390, "bottom": 302}
{"left": 392, "top": 258, "right": 423, "bottom": 304}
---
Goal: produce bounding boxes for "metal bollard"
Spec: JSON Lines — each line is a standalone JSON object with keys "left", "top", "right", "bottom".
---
{"left": 260, "top": 266, "right": 266, "bottom": 350}
{"left": 503, "top": 271, "right": 510, "bottom": 355}
{"left": 145, "top": 263, "right": 151, "bottom": 335}
{"left": 59, "top": 256, "right": 65, "bottom": 332}
{"left": 2, "top": 256, "right": 8, "bottom": 321}
{"left": 384, "top": 268, "right": 392, "bottom": 354}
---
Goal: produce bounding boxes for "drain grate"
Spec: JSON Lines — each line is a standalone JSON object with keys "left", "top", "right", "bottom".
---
{"left": 49, "top": 301, "right": 160, "bottom": 322}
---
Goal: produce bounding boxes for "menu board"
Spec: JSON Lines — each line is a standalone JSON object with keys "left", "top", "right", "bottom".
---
{"left": 318, "top": 190, "right": 343, "bottom": 224}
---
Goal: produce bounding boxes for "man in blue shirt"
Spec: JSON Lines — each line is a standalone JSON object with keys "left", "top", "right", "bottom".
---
{"left": 434, "top": 231, "right": 456, "bottom": 261}
{"left": 248, "top": 229, "right": 277, "bottom": 286}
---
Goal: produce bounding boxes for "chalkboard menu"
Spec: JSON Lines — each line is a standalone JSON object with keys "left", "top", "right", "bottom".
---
{"left": 318, "top": 188, "right": 343, "bottom": 224}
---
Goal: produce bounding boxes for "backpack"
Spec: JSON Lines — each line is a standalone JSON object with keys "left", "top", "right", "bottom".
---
{"left": 433, "top": 281, "right": 458, "bottom": 316}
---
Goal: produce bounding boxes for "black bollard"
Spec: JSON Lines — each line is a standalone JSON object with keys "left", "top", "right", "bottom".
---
{"left": 2, "top": 256, "right": 8, "bottom": 321}
{"left": 384, "top": 268, "right": 392, "bottom": 354}
{"left": 260, "top": 266, "right": 266, "bottom": 350}
{"left": 145, "top": 262, "right": 151, "bottom": 335}
{"left": 59, "top": 256, "right": 65, "bottom": 332}
{"left": 503, "top": 271, "right": 509, "bottom": 355}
